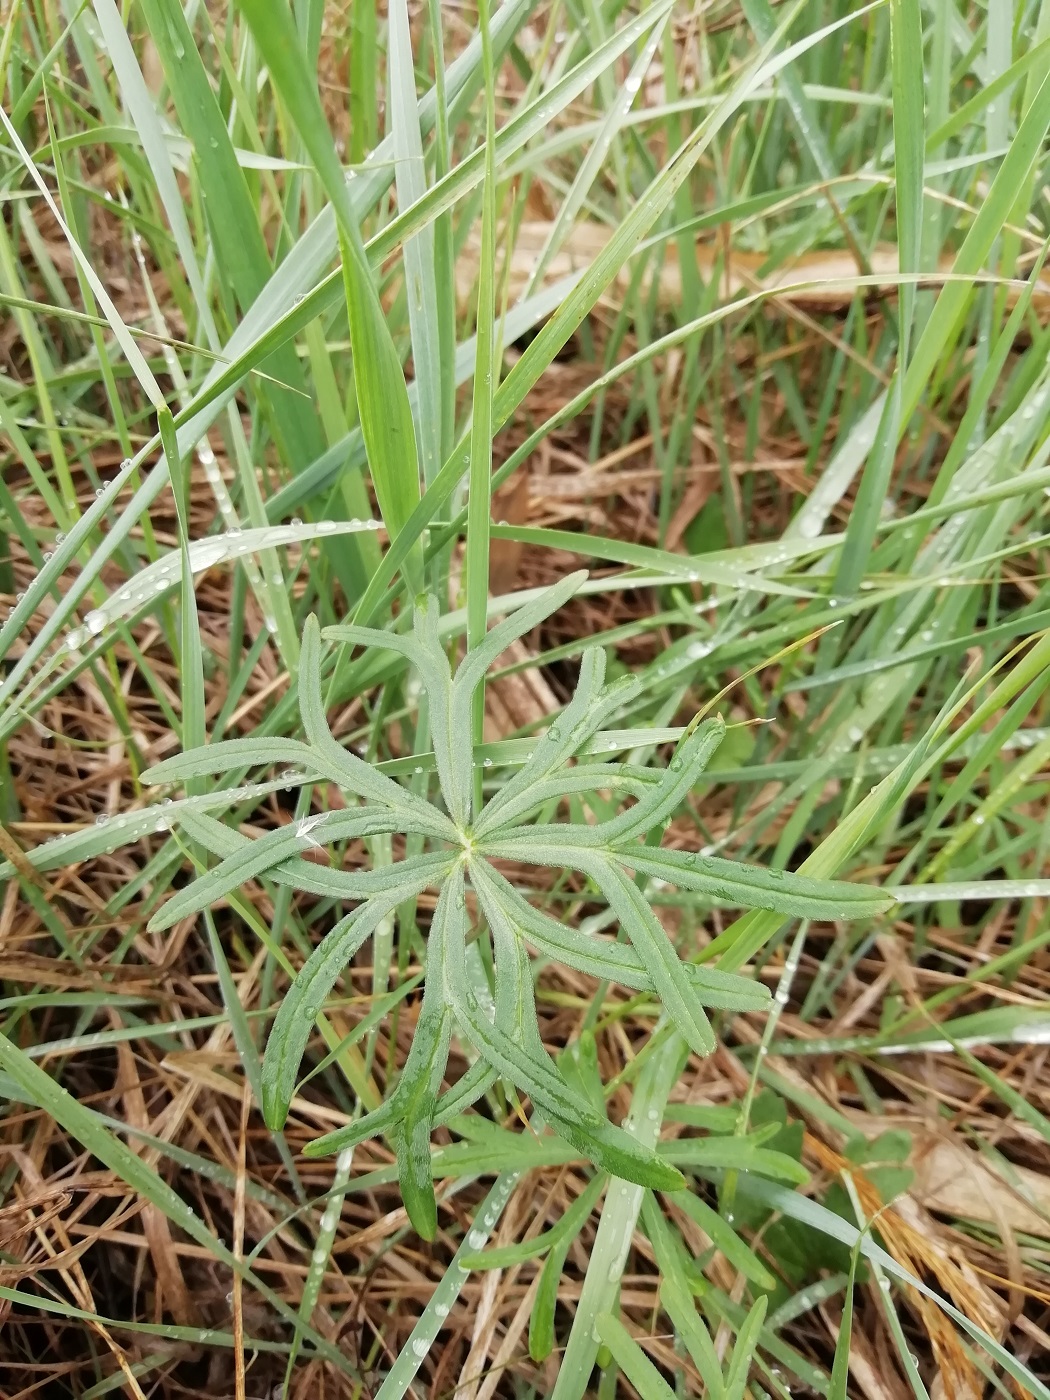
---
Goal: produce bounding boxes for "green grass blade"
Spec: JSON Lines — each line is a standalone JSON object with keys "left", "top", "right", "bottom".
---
{"left": 235, "top": 0, "right": 422, "bottom": 588}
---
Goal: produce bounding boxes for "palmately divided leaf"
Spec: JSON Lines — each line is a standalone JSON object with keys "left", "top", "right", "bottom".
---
{"left": 175, "top": 811, "right": 454, "bottom": 902}
{"left": 452, "top": 574, "right": 589, "bottom": 780}
{"left": 152, "top": 601, "right": 885, "bottom": 1212}
{"left": 620, "top": 847, "right": 894, "bottom": 922}
{"left": 411, "top": 595, "right": 468, "bottom": 827}
{"left": 143, "top": 736, "right": 324, "bottom": 785}
{"left": 299, "top": 615, "right": 457, "bottom": 838}
{"left": 323, "top": 608, "right": 465, "bottom": 825}
{"left": 454, "top": 573, "right": 588, "bottom": 701}
{"left": 472, "top": 859, "right": 769, "bottom": 1009}
{"left": 557, "top": 717, "right": 726, "bottom": 847}
{"left": 586, "top": 857, "right": 716, "bottom": 1058}
{"left": 477, "top": 763, "right": 653, "bottom": 835}
{"left": 148, "top": 807, "right": 408, "bottom": 932}
{"left": 477, "top": 653, "right": 642, "bottom": 836}
{"left": 262, "top": 871, "right": 437, "bottom": 1129}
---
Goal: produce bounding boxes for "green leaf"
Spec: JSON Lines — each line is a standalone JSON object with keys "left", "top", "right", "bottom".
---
{"left": 471, "top": 857, "right": 657, "bottom": 989}
{"left": 888, "top": 0, "right": 925, "bottom": 359}
{"left": 451, "top": 986, "right": 605, "bottom": 1131}
{"left": 530, "top": 1239, "right": 571, "bottom": 1362}
{"left": 724, "top": 1295, "right": 767, "bottom": 1400}
{"left": 477, "top": 651, "right": 642, "bottom": 836}
{"left": 672, "top": 1191, "right": 776, "bottom": 1289}
{"left": 262, "top": 875, "right": 434, "bottom": 1129}
{"left": 387, "top": 0, "right": 443, "bottom": 489}
{"left": 593, "top": 1314, "right": 677, "bottom": 1400}
{"left": 455, "top": 571, "right": 588, "bottom": 716}
{"left": 474, "top": 859, "right": 769, "bottom": 1009}
{"left": 300, "top": 1098, "right": 401, "bottom": 1158}
{"left": 544, "top": 1111, "right": 685, "bottom": 1194}
{"left": 132, "top": 0, "right": 322, "bottom": 470}
{"left": 299, "top": 615, "right": 456, "bottom": 837}
{"left": 147, "top": 808, "right": 409, "bottom": 932}
{"left": 235, "top": 0, "right": 422, "bottom": 582}
{"left": 144, "top": 736, "right": 323, "bottom": 783}
{"left": 829, "top": 1242, "right": 860, "bottom": 1400}
{"left": 618, "top": 847, "right": 894, "bottom": 923}
{"left": 463, "top": 1173, "right": 606, "bottom": 1269}
{"left": 659, "top": 1278, "right": 726, "bottom": 1400}
{"left": 478, "top": 764, "right": 654, "bottom": 832}
{"left": 391, "top": 873, "right": 460, "bottom": 1238}
{"left": 595, "top": 718, "right": 726, "bottom": 846}
{"left": 464, "top": 0, "right": 499, "bottom": 799}
{"left": 662, "top": 1134, "right": 809, "bottom": 1183}
{"left": 901, "top": 67, "right": 1050, "bottom": 427}
{"left": 413, "top": 594, "right": 470, "bottom": 828}
{"left": 589, "top": 858, "right": 716, "bottom": 1058}
{"left": 175, "top": 812, "right": 454, "bottom": 904}
{"left": 640, "top": 1192, "right": 726, "bottom": 1391}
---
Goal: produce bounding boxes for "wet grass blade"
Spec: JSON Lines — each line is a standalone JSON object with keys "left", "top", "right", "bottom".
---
{"left": 236, "top": 0, "right": 423, "bottom": 588}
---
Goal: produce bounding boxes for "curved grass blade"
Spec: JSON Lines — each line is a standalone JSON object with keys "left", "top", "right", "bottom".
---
{"left": 65, "top": 521, "right": 382, "bottom": 647}
{"left": 235, "top": 0, "right": 422, "bottom": 581}
{"left": 529, "top": 1235, "right": 575, "bottom": 1362}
